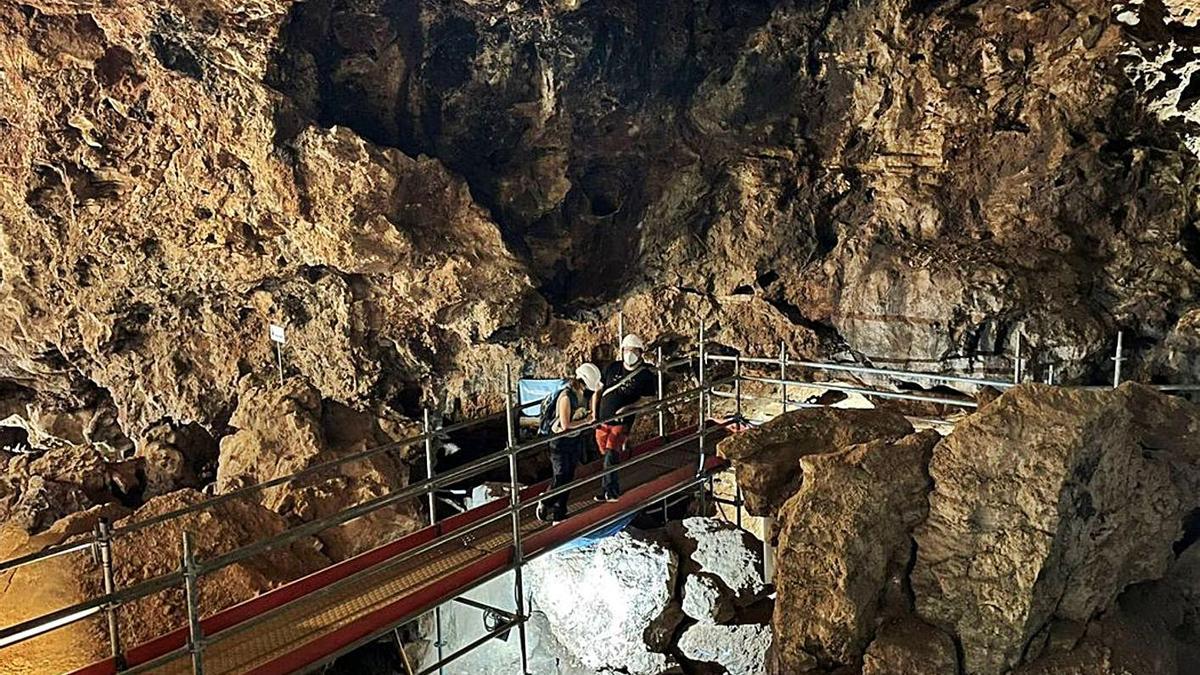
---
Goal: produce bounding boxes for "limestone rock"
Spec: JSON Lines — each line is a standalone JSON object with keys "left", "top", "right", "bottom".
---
{"left": 526, "top": 530, "right": 678, "bottom": 675}
{"left": 1012, "top": 607, "right": 1191, "bottom": 675}
{"left": 862, "top": 618, "right": 959, "bottom": 675}
{"left": 0, "top": 491, "right": 326, "bottom": 674}
{"left": 912, "top": 384, "right": 1200, "bottom": 674}
{"left": 0, "top": 444, "right": 142, "bottom": 533}
{"left": 677, "top": 622, "right": 772, "bottom": 675}
{"left": 771, "top": 430, "right": 939, "bottom": 669}
{"left": 716, "top": 408, "right": 914, "bottom": 517}
{"left": 216, "top": 377, "right": 423, "bottom": 561}
{"left": 664, "top": 517, "right": 767, "bottom": 624}
{"left": 135, "top": 421, "right": 218, "bottom": 498}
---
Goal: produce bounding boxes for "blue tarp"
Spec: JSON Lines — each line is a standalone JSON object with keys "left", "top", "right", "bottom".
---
{"left": 517, "top": 378, "right": 567, "bottom": 417}
{"left": 558, "top": 511, "right": 639, "bottom": 553}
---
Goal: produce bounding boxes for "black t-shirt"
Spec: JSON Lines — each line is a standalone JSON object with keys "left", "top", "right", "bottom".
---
{"left": 597, "top": 361, "right": 657, "bottom": 427}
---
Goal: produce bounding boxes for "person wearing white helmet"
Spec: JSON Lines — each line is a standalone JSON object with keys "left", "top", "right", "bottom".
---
{"left": 591, "top": 333, "right": 657, "bottom": 502}
{"left": 537, "top": 362, "right": 602, "bottom": 523}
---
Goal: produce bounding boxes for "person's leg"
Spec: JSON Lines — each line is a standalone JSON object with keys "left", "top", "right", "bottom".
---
{"left": 553, "top": 438, "right": 579, "bottom": 520}
{"left": 601, "top": 425, "right": 626, "bottom": 499}
{"left": 596, "top": 425, "right": 614, "bottom": 499}
{"left": 541, "top": 442, "right": 567, "bottom": 521}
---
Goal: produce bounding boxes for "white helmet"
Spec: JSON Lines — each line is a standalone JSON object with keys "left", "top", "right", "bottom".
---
{"left": 620, "top": 333, "right": 646, "bottom": 351}
{"left": 576, "top": 363, "right": 602, "bottom": 391}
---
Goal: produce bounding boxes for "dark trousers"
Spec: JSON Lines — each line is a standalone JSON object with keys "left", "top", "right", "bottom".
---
{"left": 544, "top": 437, "right": 579, "bottom": 519}
{"left": 600, "top": 448, "right": 621, "bottom": 498}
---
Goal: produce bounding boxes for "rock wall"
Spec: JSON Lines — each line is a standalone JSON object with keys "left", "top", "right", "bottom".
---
{"left": 912, "top": 383, "right": 1200, "bottom": 674}
{"left": 3, "top": 0, "right": 1200, "bottom": 492}
{"left": 728, "top": 383, "right": 1200, "bottom": 675}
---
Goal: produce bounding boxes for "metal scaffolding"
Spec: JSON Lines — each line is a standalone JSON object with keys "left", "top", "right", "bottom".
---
{"left": 1, "top": 319, "right": 1196, "bottom": 675}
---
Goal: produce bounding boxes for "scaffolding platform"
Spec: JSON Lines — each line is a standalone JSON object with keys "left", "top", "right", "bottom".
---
{"left": 72, "top": 426, "right": 728, "bottom": 675}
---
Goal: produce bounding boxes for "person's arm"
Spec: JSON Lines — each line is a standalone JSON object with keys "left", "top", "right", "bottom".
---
{"left": 590, "top": 387, "right": 602, "bottom": 424}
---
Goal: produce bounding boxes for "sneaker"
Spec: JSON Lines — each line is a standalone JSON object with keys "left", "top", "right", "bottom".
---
{"left": 605, "top": 494, "right": 621, "bottom": 503}
{"left": 594, "top": 495, "right": 608, "bottom": 503}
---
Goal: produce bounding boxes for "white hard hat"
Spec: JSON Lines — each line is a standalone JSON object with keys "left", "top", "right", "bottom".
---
{"left": 576, "top": 363, "right": 602, "bottom": 391}
{"left": 620, "top": 333, "right": 646, "bottom": 351}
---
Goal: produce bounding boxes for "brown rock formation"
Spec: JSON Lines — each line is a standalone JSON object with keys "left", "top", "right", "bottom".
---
{"left": 216, "top": 377, "right": 423, "bottom": 561}
{"left": 0, "top": 444, "right": 140, "bottom": 532}
{"left": 717, "top": 408, "right": 914, "bottom": 517}
{"left": 912, "top": 384, "right": 1200, "bottom": 674}
{"left": 862, "top": 618, "right": 959, "bottom": 675}
{"left": 770, "top": 430, "right": 940, "bottom": 671}
{"left": 0, "top": 491, "right": 327, "bottom": 674}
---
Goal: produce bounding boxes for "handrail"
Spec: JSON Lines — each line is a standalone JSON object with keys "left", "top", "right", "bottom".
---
{"left": 705, "top": 353, "right": 1016, "bottom": 389}
{"left": 0, "top": 570, "right": 182, "bottom": 647}
{"left": 739, "top": 375, "right": 979, "bottom": 409}
{"left": 0, "top": 412, "right": 507, "bottom": 576}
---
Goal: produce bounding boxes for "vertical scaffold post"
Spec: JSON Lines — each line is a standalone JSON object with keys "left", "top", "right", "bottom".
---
{"left": 96, "top": 518, "right": 124, "bottom": 669}
{"left": 697, "top": 320, "right": 708, "bottom": 513}
{"left": 734, "top": 353, "right": 743, "bottom": 421}
{"left": 779, "top": 341, "right": 788, "bottom": 414}
{"left": 1013, "top": 331, "right": 1023, "bottom": 384}
{"left": 1113, "top": 331, "right": 1125, "bottom": 388}
{"left": 182, "top": 531, "right": 204, "bottom": 675}
{"left": 656, "top": 346, "right": 666, "bottom": 438}
{"left": 423, "top": 408, "right": 445, "bottom": 675}
{"left": 504, "top": 367, "right": 530, "bottom": 675}
{"left": 618, "top": 310, "right": 625, "bottom": 351}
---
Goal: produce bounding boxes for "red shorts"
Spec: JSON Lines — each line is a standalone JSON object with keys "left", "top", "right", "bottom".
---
{"left": 595, "top": 423, "right": 630, "bottom": 455}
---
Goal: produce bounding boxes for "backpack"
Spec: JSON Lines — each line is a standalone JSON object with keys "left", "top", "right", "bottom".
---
{"left": 538, "top": 386, "right": 580, "bottom": 436}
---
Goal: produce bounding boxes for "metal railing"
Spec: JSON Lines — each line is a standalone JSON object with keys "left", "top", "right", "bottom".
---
{"left": 0, "top": 352, "right": 708, "bottom": 673}
{"left": 4, "top": 320, "right": 1198, "bottom": 674}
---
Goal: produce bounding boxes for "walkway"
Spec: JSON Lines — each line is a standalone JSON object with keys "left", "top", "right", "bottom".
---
{"left": 71, "top": 427, "right": 728, "bottom": 675}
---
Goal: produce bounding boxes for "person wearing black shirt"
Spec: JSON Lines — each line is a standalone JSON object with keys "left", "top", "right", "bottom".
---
{"left": 592, "top": 334, "right": 657, "bottom": 501}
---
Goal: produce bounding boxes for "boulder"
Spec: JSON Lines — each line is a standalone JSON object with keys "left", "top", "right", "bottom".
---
{"left": 862, "top": 618, "right": 959, "bottom": 675}
{"left": 134, "top": 421, "right": 217, "bottom": 498}
{"left": 1012, "top": 607, "right": 1189, "bottom": 675}
{"left": 664, "top": 517, "right": 767, "bottom": 623}
{"left": 526, "top": 530, "right": 678, "bottom": 675}
{"left": 772, "top": 430, "right": 940, "bottom": 668}
{"left": 216, "top": 377, "right": 423, "bottom": 561}
{"left": 678, "top": 622, "right": 772, "bottom": 675}
{"left": 716, "top": 408, "right": 914, "bottom": 516}
{"left": 912, "top": 384, "right": 1200, "bottom": 674}
{"left": 0, "top": 444, "right": 142, "bottom": 533}
{"left": 0, "top": 490, "right": 327, "bottom": 674}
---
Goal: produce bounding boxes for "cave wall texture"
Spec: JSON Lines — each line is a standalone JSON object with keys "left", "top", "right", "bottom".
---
{"left": 1, "top": 0, "right": 1200, "bottom": 454}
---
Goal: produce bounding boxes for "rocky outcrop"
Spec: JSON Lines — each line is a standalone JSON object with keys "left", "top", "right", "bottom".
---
{"left": 664, "top": 517, "right": 768, "bottom": 624}
{"left": 216, "top": 377, "right": 423, "bottom": 561}
{"left": 526, "top": 530, "right": 680, "bottom": 675}
{"left": 912, "top": 384, "right": 1200, "bottom": 674}
{"left": 0, "top": 490, "right": 327, "bottom": 674}
{"left": 717, "top": 408, "right": 914, "bottom": 517}
{"left": 678, "top": 622, "right": 773, "bottom": 675}
{"left": 771, "top": 430, "right": 939, "bottom": 670}
{"left": 0, "top": 444, "right": 140, "bottom": 532}
{"left": 862, "top": 618, "right": 959, "bottom": 675}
